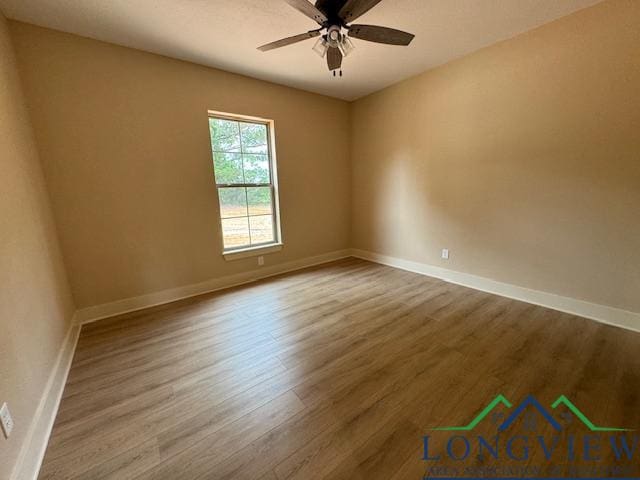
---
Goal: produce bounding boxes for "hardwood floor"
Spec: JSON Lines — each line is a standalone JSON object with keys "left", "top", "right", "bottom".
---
{"left": 38, "top": 258, "right": 640, "bottom": 480}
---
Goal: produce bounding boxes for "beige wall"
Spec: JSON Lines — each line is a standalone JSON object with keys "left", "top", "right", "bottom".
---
{"left": 0, "top": 11, "right": 74, "bottom": 480}
{"left": 4, "top": 0, "right": 638, "bottom": 319}
{"left": 350, "top": 0, "right": 640, "bottom": 313}
{"left": 9, "top": 22, "right": 351, "bottom": 309}
{"left": 0, "top": 0, "right": 637, "bottom": 476}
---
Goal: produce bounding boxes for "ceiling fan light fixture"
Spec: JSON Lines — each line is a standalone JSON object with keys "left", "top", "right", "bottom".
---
{"left": 327, "top": 26, "right": 341, "bottom": 48}
{"left": 338, "top": 36, "right": 355, "bottom": 57}
{"left": 257, "top": 0, "right": 415, "bottom": 72}
{"left": 312, "top": 36, "right": 329, "bottom": 58}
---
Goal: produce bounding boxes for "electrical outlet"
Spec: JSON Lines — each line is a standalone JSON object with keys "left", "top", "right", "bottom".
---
{"left": 0, "top": 403, "right": 14, "bottom": 439}
{"left": 441, "top": 249, "right": 449, "bottom": 260}
{"left": 258, "top": 256, "right": 264, "bottom": 266}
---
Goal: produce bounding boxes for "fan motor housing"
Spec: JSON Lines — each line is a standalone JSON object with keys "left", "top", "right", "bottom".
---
{"left": 315, "top": 0, "right": 349, "bottom": 26}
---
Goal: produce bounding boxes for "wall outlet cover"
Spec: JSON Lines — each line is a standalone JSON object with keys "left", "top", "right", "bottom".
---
{"left": 0, "top": 403, "right": 14, "bottom": 438}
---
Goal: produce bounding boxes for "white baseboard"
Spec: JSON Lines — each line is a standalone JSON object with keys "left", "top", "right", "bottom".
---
{"left": 75, "top": 249, "right": 351, "bottom": 325}
{"left": 15, "top": 250, "right": 350, "bottom": 479}
{"left": 11, "top": 321, "right": 80, "bottom": 480}
{"left": 351, "top": 248, "right": 640, "bottom": 333}
{"left": 75, "top": 247, "right": 640, "bottom": 331}
{"left": 11, "top": 248, "right": 639, "bottom": 480}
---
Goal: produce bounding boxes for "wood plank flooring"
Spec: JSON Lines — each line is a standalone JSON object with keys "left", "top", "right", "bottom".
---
{"left": 38, "top": 258, "right": 640, "bottom": 480}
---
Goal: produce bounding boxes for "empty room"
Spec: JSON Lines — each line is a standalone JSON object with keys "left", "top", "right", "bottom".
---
{"left": 1, "top": 0, "right": 639, "bottom": 479}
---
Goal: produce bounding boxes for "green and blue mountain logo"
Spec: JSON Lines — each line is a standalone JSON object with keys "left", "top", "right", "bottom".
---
{"left": 431, "top": 394, "right": 632, "bottom": 432}
{"left": 422, "top": 394, "right": 637, "bottom": 478}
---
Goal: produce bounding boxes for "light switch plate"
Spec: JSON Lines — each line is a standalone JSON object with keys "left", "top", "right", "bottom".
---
{"left": 0, "top": 403, "right": 14, "bottom": 439}
{"left": 258, "top": 256, "right": 264, "bottom": 266}
{"left": 441, "top": 249, "right": 450, "bottom": 260}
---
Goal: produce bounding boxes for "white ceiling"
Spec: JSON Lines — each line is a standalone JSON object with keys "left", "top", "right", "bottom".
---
{"left": 0, "top": 0, "right": 603, "bottom": 101}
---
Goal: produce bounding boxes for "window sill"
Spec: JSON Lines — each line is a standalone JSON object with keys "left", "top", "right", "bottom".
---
{"left": 223, "top": 243, "right": 283, "bottom": 261}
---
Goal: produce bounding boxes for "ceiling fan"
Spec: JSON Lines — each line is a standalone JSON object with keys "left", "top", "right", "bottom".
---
{"left": 258, "top": 0, "right": 415, "bottom": 75}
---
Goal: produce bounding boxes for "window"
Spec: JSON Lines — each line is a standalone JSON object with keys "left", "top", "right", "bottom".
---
{"left": 208, "top": 112, "right": 281, "bottom": 254}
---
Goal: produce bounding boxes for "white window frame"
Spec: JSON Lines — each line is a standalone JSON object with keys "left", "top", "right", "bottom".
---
{"left": 208, "top": 110, "right": 283, "bottom": 260}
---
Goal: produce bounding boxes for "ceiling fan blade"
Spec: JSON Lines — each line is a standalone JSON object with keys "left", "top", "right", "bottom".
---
{"left": 258, "top": 30, "right": 321, "bottom": 52}
{"left": 283, "top": 0, "right": 328, "bottom": 25}
{"left": 348, "top": 24, "right": 415, "bottom": 45}
{"left": 327, "top": 46, "right": 343, "bottom": 71}
{"left": 338, "top": 0, "right": 383, "bottom": 23}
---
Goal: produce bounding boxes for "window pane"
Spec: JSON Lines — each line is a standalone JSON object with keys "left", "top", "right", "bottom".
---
{"left": 210, "top": 115, "right": 279, "bottom": 252}
{"left": 240, "top": 123, "right": 268, "bottom": 154}
{"left": 221, "top": 217, "right": 250, "bottom": 249}
{"left": 249, "top": 215, "right": 274, "bottom": 244}
{"left": 213, "top": 152, "right": 243, "bottom": 184}
{"left": 210, "top": 118, "right": 240, "bottom": 152}
{"left": 242, "top": 154, "right": 270, "bottom": 184}
{"left": 246, "top": 187, "right": 272, "bottom": 216}
{"left": 218, "top": 187, "right": 247, "bottom": 219}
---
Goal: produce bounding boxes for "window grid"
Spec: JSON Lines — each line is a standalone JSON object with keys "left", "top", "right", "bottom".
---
{"left": 209, "top": 114, "right": 280, "bottom": 252}
{"left": 237, "top": 122, "right": 251, "bottom": 246}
